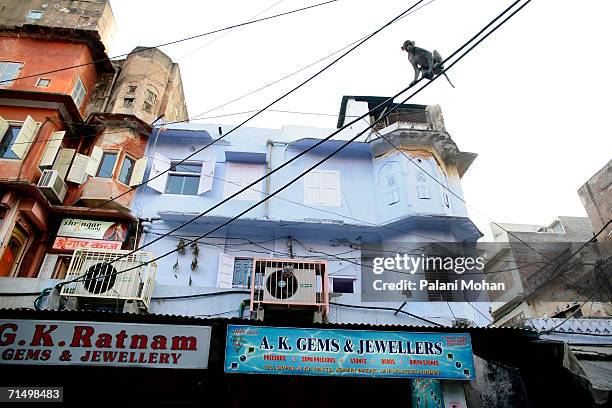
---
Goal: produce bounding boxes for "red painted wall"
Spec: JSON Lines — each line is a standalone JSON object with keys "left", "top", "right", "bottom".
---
{"left": 0, "top": 35, "right": 99, "bottom": 114}
{"left": 0, "top": 105, "right": 65, "bottom": 184}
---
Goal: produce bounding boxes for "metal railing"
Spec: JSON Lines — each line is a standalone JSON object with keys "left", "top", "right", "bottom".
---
{"left": 371, "top": 109, "right": 430, "bottom": 133}
{"left": 60, "top": 249, "right": 157, "bottom": 311}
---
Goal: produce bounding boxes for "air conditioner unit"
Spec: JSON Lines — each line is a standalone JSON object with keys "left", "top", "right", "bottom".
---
{"left": 60, "top": 249, "right": 157, "bottom": 311}
{"left": 251, "top": 258, "right": 328, "bottom": 322}
{"left": 263, "top": 265, "right": 318, "bottom": 304}
{"left": 37, "top": 169, "right": 67, "bottom": 204}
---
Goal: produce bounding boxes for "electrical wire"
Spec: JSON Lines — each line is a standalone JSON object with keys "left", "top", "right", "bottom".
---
{"left": 489, "top": 219, "right": 612, "bottom": 325}
{"left": 55, "top": 0, "right": 530, "bottom": 295}
{"left": 0, "top": 0, "right": 339, "bottom": 85}
{"left": 82, "top": 0, "right": 429, "bottom": 213}
{"left": 329, "top": 301, "right": 444, "bottom": 327}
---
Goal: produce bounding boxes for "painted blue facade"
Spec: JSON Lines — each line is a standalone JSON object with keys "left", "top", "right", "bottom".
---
{"left": 130, "top": 99, "right": 488, "bottom": 326}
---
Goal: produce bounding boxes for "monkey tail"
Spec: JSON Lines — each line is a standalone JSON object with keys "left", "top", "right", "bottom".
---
{"left": 443, "top": 73, "right": 455, "bottom": 88}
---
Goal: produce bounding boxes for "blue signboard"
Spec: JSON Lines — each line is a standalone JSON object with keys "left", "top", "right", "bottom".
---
{"left": 225, "top": 325, "right": 475, "bottom": 380}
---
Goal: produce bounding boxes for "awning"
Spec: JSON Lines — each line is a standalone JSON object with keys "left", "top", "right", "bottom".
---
{"left": 563, "top": 343, "right": 612, "bottom": 405}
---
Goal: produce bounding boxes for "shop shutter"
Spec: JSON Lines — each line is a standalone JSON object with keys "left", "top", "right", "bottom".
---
{"left": 147, "top": 152, "right": 171, "bottom": 193}
{"left": 129, "top": 157, "right": 148, "bottom": 186}
{"left": 198, "top": 158, "right": 216, "bottom": 195}
{"left": 39, "top": 131, "right": 65, "bottom": 167}
{"left": 53, "top": 148, "right": 75, "bottom": 180}
{"left": 66, "top": 153, "right": 90, "bottom": 184}
{"left": 217, "top": 253, "right": 235, "bottom": 288}
{"left": 11, "top": 115, "right": 38, "bottom": 159}
{"left": 0, "top": 116, "right": 8, "bottom": 139}
{"left": 85, "top": 146, "right": 103, "bottom": 176}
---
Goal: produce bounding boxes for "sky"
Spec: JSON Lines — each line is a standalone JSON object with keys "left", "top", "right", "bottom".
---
{"left": 108, "top": 0, "right": 611, "bottom": 239}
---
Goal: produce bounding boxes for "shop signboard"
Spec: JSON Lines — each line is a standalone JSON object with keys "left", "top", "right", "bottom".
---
{"left": 0, "top": 320, "right": 212, "bottom": 369}
{"left": 53, "top": 218, "right": 128, "bottom": 251}
{"left": 225, "top": 325, "right": 475, "bottom": 380}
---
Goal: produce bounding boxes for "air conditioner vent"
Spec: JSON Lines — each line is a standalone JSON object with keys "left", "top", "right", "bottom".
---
{"left": 37, "top": 169, "right": 67, "bottom": 204}
{"left": 60, "top": 249, "right": 157, "bottom": 311}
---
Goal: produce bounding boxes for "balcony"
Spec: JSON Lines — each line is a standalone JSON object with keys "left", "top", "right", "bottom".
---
{"left": 73, "top": 177, "right": 134, "bottom": 210}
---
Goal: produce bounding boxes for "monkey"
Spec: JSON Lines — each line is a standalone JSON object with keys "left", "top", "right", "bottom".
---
{"left": 401, "top": 40, "right": 455, "bottom": 88}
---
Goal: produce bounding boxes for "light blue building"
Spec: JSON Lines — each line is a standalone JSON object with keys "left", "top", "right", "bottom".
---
{"left": 132, "top": 96, "right": 488, "bottom": 326}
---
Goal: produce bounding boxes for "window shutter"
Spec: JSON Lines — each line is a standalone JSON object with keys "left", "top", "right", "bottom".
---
{"left": 85, "top": 146, "right": 103, "bottom": 176}
{"left": 11, "top": 115, "right": 38, "bottom": 159}
{"left": 129, "top": 157, "right": 148, "bottom": 186}
{"left": 66, "top": 153, "right": 90, "bottom": 184}
{"left": 53, "top": 148, "right": 75, "bottom": 180}
{"left": 38, "top": 254, "right": 59, "bottom": 279}
{"left": 39, "top": 131, "right": 65, "bottom": 167}
{"left": 223, "top": 163, "right": 264, "bottom": 200}
{"left": 217, "top": 253, "right": 235, "bottom": 288}
{"left": 304, "top": 171, "right": 341, "bottom": 206}
{"left": 0, "top": 116, "right": 8, "bottom": 140}
{"left": 198, "top": 158, "right": 216, "bottom": 195}
{"left": 147, "top": 152, "right": 170, "bottom": 193}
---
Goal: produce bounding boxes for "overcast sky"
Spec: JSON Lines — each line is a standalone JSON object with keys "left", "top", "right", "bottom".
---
{"left": 108, "top": 0, "right": 611, "bottom": 239}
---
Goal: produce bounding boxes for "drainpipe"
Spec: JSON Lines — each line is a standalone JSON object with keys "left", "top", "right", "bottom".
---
{"left": 102, "top": 64, "right": 122, "bottom": 113}
{"left": 238, "top": 299, "right": 250, "bottom": 319}
{"left": 263, "top": 139, "right": 273, "bottom": 219}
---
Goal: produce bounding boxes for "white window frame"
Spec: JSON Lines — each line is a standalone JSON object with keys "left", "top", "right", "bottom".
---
{"left": 71, "top": 76, "right": 87, "bottom": 108}
{"left": 36, "top": 78, "right": 51, "bottom": 88}
{"left": 165, "top": 161, "right": 202, "bottom": 196}
{"left": 304, "top": 169, "right": 342, "bottom": 206}
{"left": 117, "top": 154, "right": 136, "bottom": 186}
{"left": 95, "top": 150, "right": 120, "bottom": 179}
{"left": 0, "top": 61, "right": 23, "bottom": 86}
{"left": 330, "top": 275, "right": 356, "bottom": 294}
{"left": 0, "top": 116, "right": 39, "bottom": 161}
{"left": 26, "top": 10, "right": 44, "bottom": 19}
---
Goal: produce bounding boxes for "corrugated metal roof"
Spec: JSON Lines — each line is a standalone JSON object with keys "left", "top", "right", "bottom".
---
{"left": 524, "top": 318, "right": 612, "bottom": 335}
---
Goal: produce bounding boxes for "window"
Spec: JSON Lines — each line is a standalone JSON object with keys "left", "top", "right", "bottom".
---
{"left": 36, "top": 78, "right": 51, "bottom": 87}
{"left": 127, "top": 85, "right": 137, "bottom": 94}
{"left": 331, "top": 276, "right": 355, "bottom": 294}
{"left": 71, "top": 77, "right": 87, "bottom": 108}
{"left": 0, "top": 62, "right": 23, "bottom": 85}
{"left": 96, "top": 152, "right": 118, "bottom": 178}
{"left": 143, "top": 89, "right": 157, "bottom": 113}
{"left": 304, "top": 170, "right": 341, "bottom": 206}
{"left": 123, "top": 97, "right": 134, "bottom": 108}
{"left": 233, "top": 258, "right": 253, "bottom": 288}
{"left": 0, "top": 224, "right": 29, "bottom": 277}
{"left": 424, "top": 264, "right": 453, "bottom": 301}
{"left": 223, "top": 162, "right": 265, "bottom": 201}
{"left": 166, "top": 162, "right": 201, "bottom": 195}
{"left": 26, "top": 10, "right": 43, "bottom": 19}
{"left": 118, "top": 155, "right": 135, "bottom": 185}
{"left": 0, "top": 125, "right": 21, "bottom": 159}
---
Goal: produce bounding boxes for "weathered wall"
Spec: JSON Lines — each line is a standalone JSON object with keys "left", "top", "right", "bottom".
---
{"left": 0, "top": 36, "right": 99, "bottom": 114}
{"left": 0, "top": 0, "right": 116, "bottom": 52}
{"left": 578, "top": 159, "right": 612, "bottom": 243}
{"left": 464, "top": 355, "right": 527, "bottom": 407}
{"left": 106, "top": 47, "right": 188, "bottom": 124}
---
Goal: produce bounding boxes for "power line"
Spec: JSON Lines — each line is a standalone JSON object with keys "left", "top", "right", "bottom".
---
{"left": 490, "top": 219, "right": 612, "bottom": 326}
{"left": 57, "top": 0, "right": 529, "bottom": 294}
{"left": 128, "top": 0, "right": 287, "bottom": 90}
{"left": 0, "top": 0, "right": 339, "bottom": 85}
{"left": 82, "top": 0, "right": 430, "bottom": 213}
